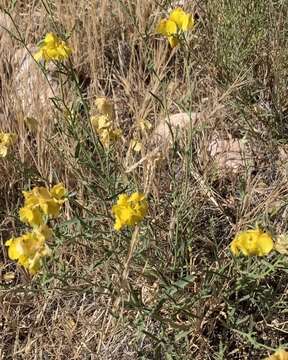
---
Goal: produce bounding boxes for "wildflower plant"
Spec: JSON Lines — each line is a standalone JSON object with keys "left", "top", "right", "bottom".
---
{"left": 90, "top": 97, "right": 122, "bottom": 148}
{"left": 2, "top": 0, "right": 288, "bottom": 358}
{"left": 5, "top": 225, "right": 52, "bottom": 274}
{"left": 129, "top": 119, "right": 153, "bottom": 153}
{"left": 95, "top": 97, "right": 115, "bottom": 119}
{"left": 19, "top": 183, "right": 67, "bottom": 227}
{"left": 230, "top": 228, "right": 274, "bottom": 257}
{"left": 0, "top": 132, "right": 17, "bottom": 158}
{"left": 34, "top": 32, "right": 72, "bottom": 62}
{"left": 156, "top": 8, "right": 194, "bottom": 47}
{"left": 130, "top": 138, "right": 142, "bottom": 153}
{"left": 6, "top": 183, "right": 67, "bottom": 274}
{"left": 112, "top": 192, "right": 148, "bottom": 231}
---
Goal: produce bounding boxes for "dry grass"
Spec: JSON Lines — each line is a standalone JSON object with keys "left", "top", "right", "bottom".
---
{"left": 1, "top": 0, "right": 288, "bottom": 359}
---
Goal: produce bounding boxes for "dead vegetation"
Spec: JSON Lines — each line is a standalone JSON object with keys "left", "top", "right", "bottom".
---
{"left": 1, "top": 1, "right": 288, "bottom": 359}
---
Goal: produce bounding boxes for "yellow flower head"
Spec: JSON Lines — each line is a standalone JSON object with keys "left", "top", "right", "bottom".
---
{"left": 156, "top": 7, "right": 194, "bottom": 48}
{"left": 19, "top": 183, "right": 67, "bottom": 227}
{"left": 100, "top": 128, "right": 122, "bottom": 147}
{"left": 34, "top": 224, "right": 54, "bottom": 242}
{"left": 265, "top": 350, "right": 288, "bottom": 360}
{"left": 169, "top": 8, "right": 194, "bottom": 32}
{"left": 19, "top": 206, "right": 44, "bottom": 227}
{"left": 90, "top": 115, "right": 122, "bottom": 148}
{"left": 91, "top": 115, "right": 112, "bottom": 132}
{"left": 0, "top": 132, "right": 17, "bottom": 158}
{"left": 5, "top": 226, "right": 52, "bottom": 274}
{"left": 230, "top": 228, "right": 274, "bottom": 257}
{"left": 156, "top": 19, "right": 178, "bottom": 36}
{"left": 112, "top": 192, "right": 148, "bottom": 231}
{"left": 91, "top": 96, "right": 121, "bottom": 147}
{"left": 95, "top": 97, "right": 115, "bottom": 119}
{"left": 50, "top": 183, "right": 67, "bottom": 203}
{"left": 137, "top": 119, "right": 152, "bottom": 133}
{"left": 34, "top": 32, "right": 72, "bottom": 62}
{"left": 29, "top": 187, "right": 60, "bottom": 217}
{"left": 130, "top": 139, "right": 142, "bottom": 152}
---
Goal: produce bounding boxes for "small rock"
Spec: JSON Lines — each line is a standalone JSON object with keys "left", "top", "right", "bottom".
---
{"left": 150, "top": 112, "right": 249, "bottom": 174}
{"left": 12, "top": 46, "right": 58, "bottom": 118}
{"left": 0, "top": 12, "right": 14, "bottom": 46}
{"left": 208, "top": 137, "right": 248, "bottom": 173}
{"left": 151, "top": 112, "right": 199, "bottom": 148}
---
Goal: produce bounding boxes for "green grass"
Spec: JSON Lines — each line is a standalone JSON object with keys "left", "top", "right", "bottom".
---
{"left": 1, "top": 0, "right": 288, "bottom": 359}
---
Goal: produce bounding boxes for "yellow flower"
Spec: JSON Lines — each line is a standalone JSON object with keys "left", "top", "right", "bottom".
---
{"left": 50, "top": 183, "right": 67, "bottom": 203}
{"left": 34, "top": 32, "right": 72, "bottom": 62}
{"left": 34, "top": 224, "right": 54, "bottom": 242}
{"left": 156, "top": 8, "right": 194, "bottom": 48}
{"left": 95, "top": 97, "right": 115, "bottom": 119}
{"left": 91, "top": 97, "right": 121, "bottom": 147}
{"left": 19, "top": 206, "right": 44, "bottom": 227}
{"left": 19, "top": 184, "right": 67, "bottom": 226}
{"left": 137, "top": 119, "right": 152, "bottom": 133}
{"left": 230, "top": 228, "right": 274, "bottom": 257}
{"left": 156, "top": 19, "right": 178, "bottom": 36}
{"left": 5, "top": 226, "right": 52, "bottom": 274}
{"left": 156, "top": 19, "right": 179, "bottom": 48}
{"left": 169, "top": 8, "right": 194, "bottom": 32}
{"left": 0, "top": 132, "right": 17, "bottom": 158}
{"left": 112, "top": 192, "right": 148, "bottom": 231}
{"left": 27, "top": 187, "right": 61, "bottom": 217}
{"left": 91, "top": 114, "right": 111, "bottom": 131}
{"left": 100, "top": 128, "right": 122, "bottom": 147}
{"left": 265, "top": 350, "right": 288, "bottom": 360}
{"left": 130, "top": 139, "right": 142, "bottom": 152}
{"left": 90, "top": 115, "right": 122, "bottom": 148}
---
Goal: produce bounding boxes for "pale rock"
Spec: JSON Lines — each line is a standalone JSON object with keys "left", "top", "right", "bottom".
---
{"left": 12, "top": 46, "right": 58, "bottom": 118}
{"left": 1, "top": 12, "right": 58, "bottom": 119}
{"left": 207, "top": 137, "right": 248, "bottom": 173}
{"left": 151, "top": 111, "right": 248, "bottom": 173}
{"left": 0, "top": 12, "right": 14, "bottom": 47}
{"left": 151, "top": 112, "right": 199, "bottom": 148}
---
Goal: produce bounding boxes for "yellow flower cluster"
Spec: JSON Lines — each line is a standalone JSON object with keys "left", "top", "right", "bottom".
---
{"left": 6, "top": 225, "right": 52, "bottom": 274}
{"left": 230, "top": 228, "right": 274, "bottom": 257}
{"left": 34, "top": 32, "right": 72, "bottom": 62}
{"left": 156, "top": 8, "right": 194, "bottom": 48}
{"left": 130, "top": 119, "right": 153, "bottom": 153}
{"left": 130, "top": 139, "right": 143, "bottom": 153}
{"left": 112, "top": 192, "right": 148, "bottom": 231}
{"left": 266, "top": 350, "right": 288, "bottom": 360}
{"left": 0, "top": 132, "right": 17, "bottom": 158}
{"left": 95, "top": 97, "right": 115, "bottom": 119}
{"left": 90, "top": 97, "right": 122, "bottom": 148}
{"left": 5, "top": 183, "right": 67, "bottom": 274}
{"left": 19, "top": 183, "right": 67, "bottom": 227}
